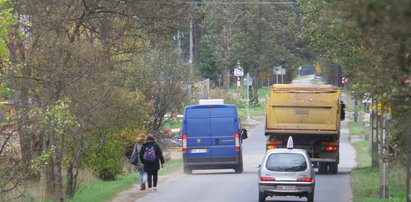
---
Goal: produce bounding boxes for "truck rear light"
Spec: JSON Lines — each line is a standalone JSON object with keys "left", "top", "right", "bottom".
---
{"left": 325, "top": 146, "right": 337, "bottom": 151}
{"left": 266, "top": 145, "right": 278, "bottom": 150}
{"left": 182, "top": 134, "right": 187, "bottom": 152}
{"left": 260, "top": 177, "right": 276, "bottom": 181}
{"left": 235, "top": 133, "right": 240, "bottom": 150}
{"left": 297, "top": 177, "right": 313, "bottom": 182}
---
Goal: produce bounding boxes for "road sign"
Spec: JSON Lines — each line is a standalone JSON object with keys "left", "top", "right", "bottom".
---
{"left": 273, "top": 66, "right": 285, "bottom": 75}
{"left": 342, "top": 77, "right": 347, "bottom": 84}
{"left": 234, "top": 67, "right": 244, "bottom": 76}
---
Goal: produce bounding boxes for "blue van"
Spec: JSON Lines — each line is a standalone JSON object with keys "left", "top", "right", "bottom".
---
{"left": 181, "top": 104, "right": 248, "bottom": 174}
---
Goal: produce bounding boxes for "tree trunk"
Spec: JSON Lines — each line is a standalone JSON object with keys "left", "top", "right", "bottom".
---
{"left": 249, "top": 2, "right": 263, "bottom": 106}
{"left": 66, "top": 129, "right": 85, "bottom": 198}
{"left": 9, "top": 33, "right": 37, "bottom": 179}
{"left": 250, "top": 67, "right": 260, "bottom": 106}
{"left": 406, "top": 110, "right": 411, "bottom": 202}
{"left": 222, "top": 22, "right": 230, "bottom": 93}
{"left": 53, "top": 151, "right": 64, "bottom": 202}
{"left": 45, "top": 118, "right": 64, "bottom": 201}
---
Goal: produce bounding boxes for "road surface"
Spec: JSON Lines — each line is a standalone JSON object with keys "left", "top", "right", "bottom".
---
{"left": 132, "top": 76, "right": 356, "bottom": 202}
{"left": 135, "top": 118, "right": 356, "bottom": 202}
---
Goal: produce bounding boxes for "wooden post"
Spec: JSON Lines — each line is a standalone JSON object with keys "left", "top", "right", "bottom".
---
{"left": 371, "top": 97, "right": 379, "bottom": 168}
{"left": 406, "top": 110, "right": 411, "bottom": 202}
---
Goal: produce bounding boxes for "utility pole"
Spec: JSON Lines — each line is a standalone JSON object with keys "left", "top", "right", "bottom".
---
{"left": 189, "top": 20, "right": 193, "bottom": 63}
{"left": 406, "top": 110, "right": 411, "bottom": 202}
{"left": 189, "top": 20, "right": 194, "bottom": 77}
{"left": 176, "top": 30, "right": 182, "bottom": 62}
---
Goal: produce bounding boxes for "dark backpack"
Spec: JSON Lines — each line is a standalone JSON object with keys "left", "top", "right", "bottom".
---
{"left": 143, "top": 144, "right": 156, "bottom": 163}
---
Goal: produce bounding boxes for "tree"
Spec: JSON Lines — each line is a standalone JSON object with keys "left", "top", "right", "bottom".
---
{"left": 201, "top": 0, "right": 302, "bottom": 104}
{"left": 4, "top": 0, "right": 193, "bottom": 200}
{"left": 298, "top": 0, "right": 411, "bottom": 199}
{"left": 122, "top": 48, "right": 192, "bottom": 149}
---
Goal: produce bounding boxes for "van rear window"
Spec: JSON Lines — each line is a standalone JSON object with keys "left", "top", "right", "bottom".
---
{"left": 266, "top": 153, "right": 307, "bottom": 172}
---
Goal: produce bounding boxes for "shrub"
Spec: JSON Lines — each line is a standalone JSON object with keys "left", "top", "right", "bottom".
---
{"left": 208, "top": 88, "right": 238, "bottom": 105}
{"left": 83, "top": 138, "right": 124, "bottom": 181}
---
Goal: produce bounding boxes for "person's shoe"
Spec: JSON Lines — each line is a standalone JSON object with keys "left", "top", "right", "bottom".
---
{"left": 147, "top": 188, "right": 153, "bottom": 193}
{"left": 153, "top": 187, "right": 157, "bottom": 192}
{"left": 140, "top": 184, "right": 145, "bottom": 191}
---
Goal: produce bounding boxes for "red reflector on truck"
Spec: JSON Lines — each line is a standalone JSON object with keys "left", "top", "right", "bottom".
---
{"left": 325, "top": 146, "right": 337, "bottom": 151}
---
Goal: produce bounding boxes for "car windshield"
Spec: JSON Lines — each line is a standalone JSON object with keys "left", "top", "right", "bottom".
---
{"left": 266, "top": 153, "right": 307, "bottom": 172}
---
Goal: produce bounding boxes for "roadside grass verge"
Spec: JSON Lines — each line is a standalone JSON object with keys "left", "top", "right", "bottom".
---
{"left": 68, "top": 159, "right": 182, "bottom": 202}
{"left": 163, "top": 117, "right": 182, "bottom": 130}
{"left": 351, "top": 139, "right": 406, "bottom": 201}
{"left": 310, "top": 79, "right": 320, "bottom": 85}
{"left": 295, "top": 75, "right": 311, "bottom": 79}
{"left": 237, "top": 102, "right": 265, "bottom": 117}
{"left": 347, "top": 121, "right": 366, "bottom": 137}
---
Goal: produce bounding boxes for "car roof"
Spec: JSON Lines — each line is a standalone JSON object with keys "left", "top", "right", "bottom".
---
{"left": 185, "top": 104, "right": 236, "bottom": 109}
{"left": 266, "top": 148, "right": 308, "bottom": 155}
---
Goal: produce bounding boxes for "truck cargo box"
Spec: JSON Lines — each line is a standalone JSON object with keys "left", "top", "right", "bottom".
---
{"left": 265, "top": 84, "right": 342, "bottom": 135}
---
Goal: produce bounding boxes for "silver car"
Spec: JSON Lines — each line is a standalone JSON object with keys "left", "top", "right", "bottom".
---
{"left": 258, "top": 148, "right": 315, "bottom": 202}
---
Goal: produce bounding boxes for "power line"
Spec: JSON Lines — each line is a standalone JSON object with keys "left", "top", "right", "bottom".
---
{"left": 187, "top": 1, "right": 296, "bottom": 5}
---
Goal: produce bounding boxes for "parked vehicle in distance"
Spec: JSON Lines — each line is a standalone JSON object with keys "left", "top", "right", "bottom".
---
{"left": 258, "top": 137, "right": 315, "bottom": 202}
{"left": 181, "top": 104, "right": 247, "bottom": 174}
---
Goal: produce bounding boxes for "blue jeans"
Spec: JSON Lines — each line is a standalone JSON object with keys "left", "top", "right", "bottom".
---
{"left": 137, "top": 168, "right": 147, "bottom": 186}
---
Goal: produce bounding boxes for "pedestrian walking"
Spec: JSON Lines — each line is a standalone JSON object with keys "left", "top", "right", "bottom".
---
{"left": 130, "top": 135, "right": 147, "bottom": 190}
{"left": 139, "top": 134, "right": 164, "bottom": 192}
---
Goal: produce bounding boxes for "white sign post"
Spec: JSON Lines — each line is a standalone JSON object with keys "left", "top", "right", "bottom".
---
{"left": 273, "top": 66, "right": 286, "bottom": 84}
{"left": 244, "top": 73, "right": 252, "bottom": 120}
{"left": 234, "top": 60, "right": 244, "bottom": 97}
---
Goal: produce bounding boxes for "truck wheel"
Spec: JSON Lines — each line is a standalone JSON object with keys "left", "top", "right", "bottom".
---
{"left": 318, "top": 162, "right": 328, "bottom": 174}
{"left": 183, "top": 166, "right": 192, "bottom": 174}
{"left": 234, "top": 161, "right": 243, "bottom": 173}
{"left": 307, "top": 191, "right": 314, "bottom": 202}
{"left": 329, "top": 162, "right": 338, "bottom": 174}
{"left": 258, "top": 191, "right": 266, "bottom": 202}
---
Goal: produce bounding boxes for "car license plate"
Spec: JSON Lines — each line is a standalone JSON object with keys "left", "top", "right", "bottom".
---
{"left": 275, "top": 185, "right": 296, "bottom": 191}
{"left": 191, "top": 149, "right": 207, "bottom": 153}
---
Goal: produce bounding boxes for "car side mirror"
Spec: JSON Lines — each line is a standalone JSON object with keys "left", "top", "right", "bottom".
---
{"left": 255, "top": 164, "right": 261, "bottom": 168}
{"left": 241, "top": 129, "right": 248, "bottom": 139}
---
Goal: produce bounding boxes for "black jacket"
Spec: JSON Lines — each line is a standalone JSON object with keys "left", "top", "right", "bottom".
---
{"left": 139, "top": 142, "right": 164, "bottom": 171}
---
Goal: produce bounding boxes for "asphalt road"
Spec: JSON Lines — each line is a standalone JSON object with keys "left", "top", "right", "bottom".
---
{"left": 136, "top": 119, "right": 356, "bottom": 202}
{"left": 136, "top": 76, "right": 356, "bottom": 202}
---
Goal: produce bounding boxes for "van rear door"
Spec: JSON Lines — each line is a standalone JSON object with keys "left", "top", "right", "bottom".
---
{"left": 210, "top": 107, "right": 237, "bottom": 162}
{"left": 185, "top": 107, "right": 212, "bottom": 162}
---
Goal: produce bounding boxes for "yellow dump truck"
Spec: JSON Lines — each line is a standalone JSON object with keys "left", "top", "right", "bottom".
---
{"left": 265, "top": 84, "right": 345, "bottom": 174}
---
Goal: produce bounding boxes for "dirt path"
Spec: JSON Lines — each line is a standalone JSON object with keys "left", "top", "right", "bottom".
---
{"left": 106, "top": 152, "right": 184, "bottom": 202}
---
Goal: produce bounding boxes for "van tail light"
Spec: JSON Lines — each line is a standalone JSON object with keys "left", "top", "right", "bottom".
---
{"left": 235, "top": 133, "right": 240, "bottom": 150}
{"left": 260, "top": 177, "right": 276, "bottom": 181}
{"left": 297, "top": 177, "right": 313, "bottom": 182}
{"left": 325, "top": 146, "right": 337, "bottom": 151}
{"left": 182, "top": 134, "right": 187, "bottom": 152}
